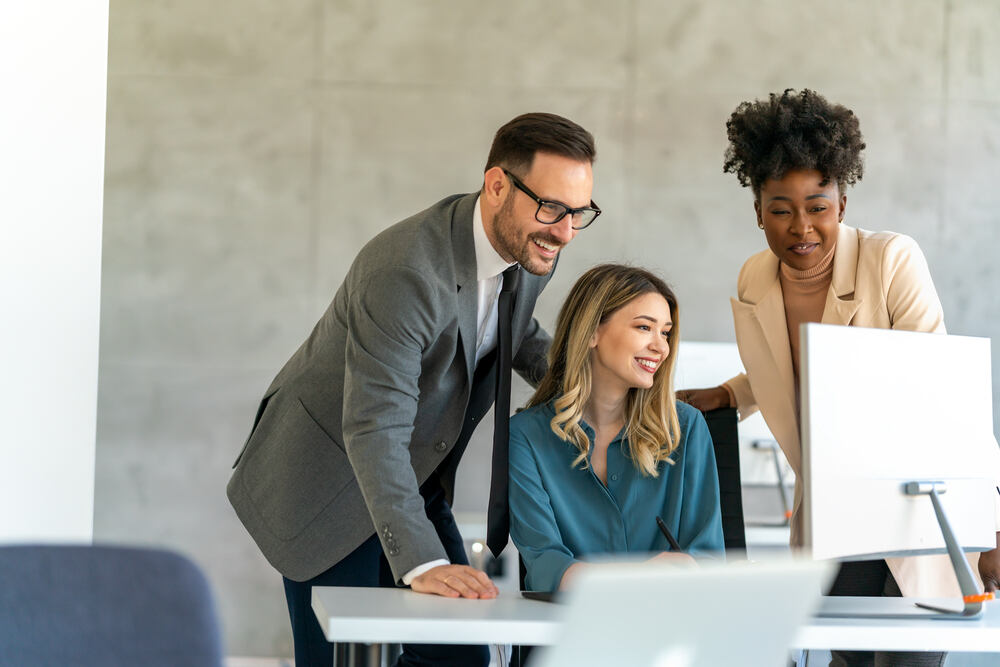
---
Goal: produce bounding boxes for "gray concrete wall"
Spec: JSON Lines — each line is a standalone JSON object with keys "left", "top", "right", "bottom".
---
{"left": 98, "top": 0, "right": 1000, "bottom": 657}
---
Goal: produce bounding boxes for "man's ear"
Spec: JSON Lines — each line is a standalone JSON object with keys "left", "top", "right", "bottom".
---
{"left": 482, "top": 166, "right": 507, "bottom": 206}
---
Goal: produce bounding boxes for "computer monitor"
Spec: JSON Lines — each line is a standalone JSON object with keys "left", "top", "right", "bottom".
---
{"left": 800, "top": 324, "right": 1000, "bottom": 616}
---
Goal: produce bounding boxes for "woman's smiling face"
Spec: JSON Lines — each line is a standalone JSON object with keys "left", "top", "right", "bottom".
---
{"left": 756, "top": 168, "right": 847, "bottom": 271}
{"left": 589, "top": 291, "right": 672, "bottom": 396}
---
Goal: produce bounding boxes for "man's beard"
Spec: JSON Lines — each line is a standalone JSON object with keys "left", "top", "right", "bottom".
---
{"left": 490, "top": 193, "right": 561, "bottom": 276}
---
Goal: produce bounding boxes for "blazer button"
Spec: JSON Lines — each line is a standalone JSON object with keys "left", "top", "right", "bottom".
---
{"left": 435, "top": 441, "right": 448, "bottom": 452}
{"left": 384, "top": 531, "right": 392, "bottom": 539}
{"left": 389, "top": 547, "right": 400, "bottom": 556}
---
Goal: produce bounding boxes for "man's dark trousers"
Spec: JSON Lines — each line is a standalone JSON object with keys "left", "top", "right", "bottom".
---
{"left": 282, "top": 478, "right": 490, "bottom": 667}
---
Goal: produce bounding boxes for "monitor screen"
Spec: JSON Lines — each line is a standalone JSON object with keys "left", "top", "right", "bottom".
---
{"left": 800, "top": 324, "right": 999, "bottom": 561}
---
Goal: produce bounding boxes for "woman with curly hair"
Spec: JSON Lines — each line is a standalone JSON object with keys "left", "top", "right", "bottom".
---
{"left": 680, "top": 89, "right": 1000, "bottom": 667}
{"left": 508, "top": 263, "right": 724, "bottom": 594}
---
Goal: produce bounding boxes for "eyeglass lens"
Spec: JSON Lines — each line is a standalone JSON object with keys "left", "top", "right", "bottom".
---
{"left": 538, "top": 204, "right": 598, "bottom": 228}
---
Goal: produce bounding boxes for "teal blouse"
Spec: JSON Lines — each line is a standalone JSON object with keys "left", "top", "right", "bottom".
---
{"left": 509, "top": 400, "right": 725, "bottom": 592}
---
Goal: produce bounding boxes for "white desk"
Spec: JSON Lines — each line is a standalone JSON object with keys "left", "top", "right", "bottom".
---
{"left": 312, "top": 586, "right": 558, "bottom": 646}
{"left": 312, "top": 586, "right": 1000, "bottom": 653}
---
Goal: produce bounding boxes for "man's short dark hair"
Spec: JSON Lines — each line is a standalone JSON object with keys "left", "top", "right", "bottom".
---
{"left": 485, "top": 113, "right": 596, "bottom": 176}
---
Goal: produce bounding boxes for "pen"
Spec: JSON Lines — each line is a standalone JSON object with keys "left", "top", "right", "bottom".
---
{"left": 655, "top": 515, "right": 682, "bottom": 552}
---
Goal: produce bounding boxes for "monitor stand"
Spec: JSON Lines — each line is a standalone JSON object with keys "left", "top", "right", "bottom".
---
{"left": 817, "top": 481, "right": 992, "bottom": 621}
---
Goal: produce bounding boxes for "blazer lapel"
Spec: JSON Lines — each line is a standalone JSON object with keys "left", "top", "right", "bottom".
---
{"left": 755, "top": 279, "right": 796, "bottom": 398}
{"left": 451, "top": 196, "right": 479, "bottom": 383}
{"left": 822, "top": 223, "right": 863, "bottom": 325}
{"left": 731, "top": 253, "right": 801, "bottom": 473}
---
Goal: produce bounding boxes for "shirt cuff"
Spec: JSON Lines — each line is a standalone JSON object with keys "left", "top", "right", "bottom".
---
{"left": 720, "top": 382, "right": 737, "bottom": 409}
{"left": 401, "top": 559, "right": 450, "bottom": 586}
{"left": 723, "top": 373, "right": 757, "bottom": 419}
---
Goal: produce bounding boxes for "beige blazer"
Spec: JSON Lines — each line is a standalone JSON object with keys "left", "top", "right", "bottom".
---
{"left": 727, "top": 223, "right": 985, "bottom": 597}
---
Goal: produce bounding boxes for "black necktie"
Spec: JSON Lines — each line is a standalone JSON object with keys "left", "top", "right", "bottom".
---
{"left": 486, "top": 265, "right": 520, "bottom": 557}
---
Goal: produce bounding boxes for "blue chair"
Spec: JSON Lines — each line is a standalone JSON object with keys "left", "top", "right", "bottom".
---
{"left": 0, "top": 544, "right": 223, "bottom": 666}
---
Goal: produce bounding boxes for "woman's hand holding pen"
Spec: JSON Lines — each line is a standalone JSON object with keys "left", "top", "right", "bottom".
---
{"left": 648, "top": 551, "right": 696, "bottom": 566}
{"left": 652, "top": 515, "right": 696, "bottom": 565}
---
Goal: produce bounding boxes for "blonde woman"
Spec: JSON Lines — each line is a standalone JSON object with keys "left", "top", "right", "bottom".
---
{"left": 508, "top": 264, "right": 724, "bottom": 592}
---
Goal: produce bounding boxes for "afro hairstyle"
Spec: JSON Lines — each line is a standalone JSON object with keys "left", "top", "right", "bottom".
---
{"left": 723, "top": 89, "right": 866, "bottom": 198}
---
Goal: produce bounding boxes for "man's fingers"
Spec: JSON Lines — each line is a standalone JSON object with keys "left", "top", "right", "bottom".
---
{"left": 465, "top": 567, "right": 499, "bottom": 593}
{"left": 443, "top": 573, "right": 479, "bottom": 598}
{"left": 447, "top": 569, "right": 497, "bottom": 598}
{"left": 412, "top": 565, "right": 497, "bottom": 599}
{"left": 411, "top": 569, "right": 457, "bottom": 597}
{"left": 447, "top": 565, "right": 496, "bottom": 589}
{"left": 412, "top": 574, "right": 459, "bottom": 598}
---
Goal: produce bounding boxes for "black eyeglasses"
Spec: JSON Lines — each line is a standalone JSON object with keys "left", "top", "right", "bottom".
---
{"left": 503, "top": 169, "right": 601, "bottom": 230}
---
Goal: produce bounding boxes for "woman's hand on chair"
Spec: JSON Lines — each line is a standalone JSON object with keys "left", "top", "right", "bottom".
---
{"left": 676, "top": 386, "right": 730, "bottom": 412}
{"left": 979, "top": 533, "right": 1000, "bottom": 593}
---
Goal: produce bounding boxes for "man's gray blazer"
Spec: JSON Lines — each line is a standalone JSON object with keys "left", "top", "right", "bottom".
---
{"left": 227, "top": 193, "right": 553, "bottom": 583}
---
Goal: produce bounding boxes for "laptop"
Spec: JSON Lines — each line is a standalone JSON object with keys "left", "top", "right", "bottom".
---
{"left": 533, "top": 557, "right": 832, "bottom": 667}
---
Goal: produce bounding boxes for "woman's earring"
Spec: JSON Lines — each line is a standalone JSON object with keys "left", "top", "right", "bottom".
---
{"left": 757, "top": 220, "right": 764, "bottom": 229}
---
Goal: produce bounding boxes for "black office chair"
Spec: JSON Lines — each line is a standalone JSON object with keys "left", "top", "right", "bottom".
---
{"left": 0, "top": 544, "right": 223, "bottom": 667}
{"left": 701, "top": 407, "right": 747, "bottom": 557}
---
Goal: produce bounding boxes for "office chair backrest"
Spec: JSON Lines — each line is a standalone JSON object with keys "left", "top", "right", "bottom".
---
{"left": 0, "top": 544, "right": 223, "bottom": 667}
{"left": 702, "top": 407, "right": 747, "bottom": 556}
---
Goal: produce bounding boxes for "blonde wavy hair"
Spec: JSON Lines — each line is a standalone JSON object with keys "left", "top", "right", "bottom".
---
{"left": 527, "top": 264, "right": 682, "bottom": 477}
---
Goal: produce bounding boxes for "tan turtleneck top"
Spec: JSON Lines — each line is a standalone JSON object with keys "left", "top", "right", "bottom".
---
{"left": 780, "top": 246, "right": 835, "bottom": 393}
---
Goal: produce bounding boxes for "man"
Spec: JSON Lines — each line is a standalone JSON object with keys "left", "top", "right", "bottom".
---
{"left": 227, "top": 113, "right": 599, "bottom": 666}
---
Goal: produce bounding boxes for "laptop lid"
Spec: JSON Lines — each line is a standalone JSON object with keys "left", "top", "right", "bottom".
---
{"left": 534, "top": 558, "right": 831, "bottom": 667}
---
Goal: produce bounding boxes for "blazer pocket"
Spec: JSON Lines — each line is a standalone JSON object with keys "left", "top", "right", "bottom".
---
{"left": 242, "top": 397, "right": 352, "bottom": 540}
{"left": 232, "top": 387, "right": 280, "bottom": 468}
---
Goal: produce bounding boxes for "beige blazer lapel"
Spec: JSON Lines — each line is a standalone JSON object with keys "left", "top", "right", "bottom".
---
{"left": 731, "top": 254, "right": 800, "bottom": 475}
{"left": 821, "top": 224, "right": 863, "bottom": 326}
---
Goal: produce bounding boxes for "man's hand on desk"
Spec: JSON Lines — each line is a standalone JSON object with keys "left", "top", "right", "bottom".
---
{"left": 979, "top": 532, "right": 1000, "bottom": 593}
{"left": 410, "top": 564, "right": 499, "bottom": 599}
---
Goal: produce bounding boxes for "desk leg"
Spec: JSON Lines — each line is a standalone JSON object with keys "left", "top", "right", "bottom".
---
{"left": 333, "top": 642, "right": 380, "bottom": 667}
{"left": 384, "top": 643, "right": 401, "bottom": 666}
{"left": 512, "top": 644, "right": 534, "bottom": 667}
{"left": 332, "top": 642, "right": 348, "bottom": 667}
